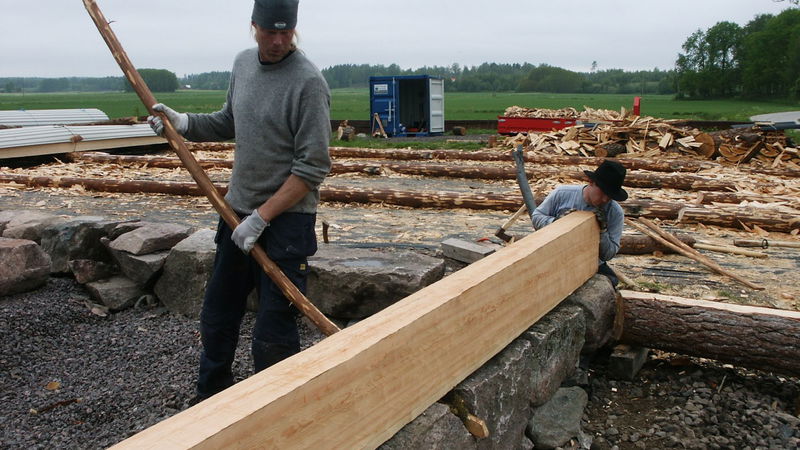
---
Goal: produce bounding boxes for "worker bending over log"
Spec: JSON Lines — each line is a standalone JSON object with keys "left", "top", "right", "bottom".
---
{"left": 147, "top": 0, "right": 331, "bottom": 404}
{"left": 532, "top": 160, "right": 627, "bottom": 286}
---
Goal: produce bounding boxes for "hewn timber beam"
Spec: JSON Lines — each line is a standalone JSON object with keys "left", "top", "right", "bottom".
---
{"left": 2, "top": 172, "right": 798, "bottom": 232}
{"left": 110, "top": 213, "right": 599, "bottom": 449}
{"left": 618, "top": 290, "right": 800, "bottom": 377}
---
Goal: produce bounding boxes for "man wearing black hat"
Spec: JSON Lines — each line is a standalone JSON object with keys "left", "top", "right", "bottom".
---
{"left": 148, "top": 0, "right": 331, "bottom": 403}
{"left": 532, "top": 160, "right": 628, "bottom": 286}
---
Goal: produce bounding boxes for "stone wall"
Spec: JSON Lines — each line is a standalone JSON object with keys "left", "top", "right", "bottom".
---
{"left": 0, "top": 210, "right": 617, "bottom": 448}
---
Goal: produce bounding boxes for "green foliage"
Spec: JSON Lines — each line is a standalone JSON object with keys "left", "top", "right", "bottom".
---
{"left": 517, "top": 65, "right": 586, "bottom": 93}
{"left": 124, "top": 69, "right": 179, "bottom": 93}
{"left": 677, "top": 9, "right": 800, "bottom": 99}
{"left": 182, "top": 72, "right": 230, "bottom": 90}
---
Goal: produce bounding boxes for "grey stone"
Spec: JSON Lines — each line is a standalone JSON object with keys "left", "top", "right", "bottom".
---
{"left": 307, "top": 245, "right": 445, "bottom": 319}
{"left": 451, "top": 339, "right": 534, "bottom": 450}
{"left": 563, "top": 274, "right": 616, "bottom": 353}
{"left": 608, "top": 345, "right": 650, "bottom": 381}
{"left": 0, "top": 238, "right": 51, "bottom": 296}
{"left": 380, "top": 403, "right": 475, "bottom": 450}
{"left": 154, "top": 229, "right": 216, "bottom": 318}
{"left": 109, "top": 222, "right": 193, "bottom": 256}
{"left": 106, "top": 239, "right": 168, "bottom": 286}
{"left": 0, "top": 210, "right": 68, "bottom": 244}
{"left": 527, "top": 387, "right": 589, "bottom": 450}
{"left": 85, "top": 276, "right": 147, "bottom": 311}
{"left": 68, "top": 259, "right": 118, "bottom": 284}
{"left": 519, "top": 303, "right": 586, "bottom": 406}
{"left": 39, "top": 216, "right": 119, "bottom": 274}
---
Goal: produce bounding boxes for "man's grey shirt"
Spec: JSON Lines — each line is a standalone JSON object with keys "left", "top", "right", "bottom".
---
{"left": 531, "top": 185, "right": 624, "bottom": 262}
{"left": 184, "top": 48, "right": 331, "bottom": 215}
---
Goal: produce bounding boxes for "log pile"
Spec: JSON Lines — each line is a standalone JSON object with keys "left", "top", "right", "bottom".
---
{"left": 501, "top": 110, "right": 799, "bottom": 169}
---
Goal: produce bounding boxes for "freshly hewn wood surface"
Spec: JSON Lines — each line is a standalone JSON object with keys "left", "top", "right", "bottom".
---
{"left": 618, "top": 290, "right": 800, "bottom": 377}
{"left": 110, "top": 212, "right": 599, "bottom": 449}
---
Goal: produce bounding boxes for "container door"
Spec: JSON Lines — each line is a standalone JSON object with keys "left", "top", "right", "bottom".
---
{"left": 371, "top": 78, "right": 397, "bottom": 135}
{"left": 428, "top": 78, "right": 445, "bottom": 134}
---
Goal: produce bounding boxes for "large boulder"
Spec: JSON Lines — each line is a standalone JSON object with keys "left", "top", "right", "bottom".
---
{"left": 519, "top": 303, "right": 586, "bottom": 406}
{"left": 450, "top": 339, "right": 534, "bottom": 450}
{"left": 85, "top": 276, "right": 147, "bottom": 311}
{"left": 563, "top": 274, "right": 616, "bottom": 353}
{"left": 380, "top": 403, "right": 475, "bottom": 450}
{"left": 0, "top": 238, "right": 51, "bottom": 296}
{"left": 108, "top": 222, "right": 193, "bottom": 256}
{"left": 307, "top": 245, "right": 445, "bottom": 319}
{"left": 0, "top": 210, "right": 67, "bottom": 244}
{"left": 154, "top": 229, "right": 216, "bottom": 318}
{"left": 68, "top": 259, "right": 118, "bottom": 284}
{"left": 526, "top": 387, "right": 589, "bottom": 450}
{"left": 39, "top": 216, "right": 119, "bottom": 274}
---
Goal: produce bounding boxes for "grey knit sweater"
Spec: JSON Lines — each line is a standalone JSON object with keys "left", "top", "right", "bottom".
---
{"left": 184, "top": 48, "right": 331, "bottom": 215}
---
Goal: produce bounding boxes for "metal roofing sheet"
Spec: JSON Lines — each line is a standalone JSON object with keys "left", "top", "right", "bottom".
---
{"left": 0, "top": 108, "right": 110, "bottom": 126}
{"left": 0, "top": 124, "right": 158, "bottom": 149}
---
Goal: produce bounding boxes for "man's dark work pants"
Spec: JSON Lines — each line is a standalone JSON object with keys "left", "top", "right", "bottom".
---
{"left": 196, "top": 212, "right": 316, "bottom": 399}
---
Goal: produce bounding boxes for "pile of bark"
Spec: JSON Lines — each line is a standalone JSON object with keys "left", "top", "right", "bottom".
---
{"left": 503, "top": 116, "right": 799, "bottom": 169}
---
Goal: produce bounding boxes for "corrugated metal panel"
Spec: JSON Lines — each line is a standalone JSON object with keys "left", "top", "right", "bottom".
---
{"left": 0, "top": 124, "right": 158, "bottom": 149}
{"left": 0, "top": 108, "right": 110, "bottom": 126}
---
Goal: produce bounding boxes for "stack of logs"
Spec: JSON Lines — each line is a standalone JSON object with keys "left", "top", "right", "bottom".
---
{"left": 502, "top": 108, "right": 799, "bottom": 169}
{"left": 503, "top": 105, "right": 626, "bottom": 121}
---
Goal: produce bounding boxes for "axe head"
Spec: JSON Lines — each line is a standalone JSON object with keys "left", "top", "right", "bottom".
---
{"left": 494, "top": 228, "right": 513, "bottom": 243}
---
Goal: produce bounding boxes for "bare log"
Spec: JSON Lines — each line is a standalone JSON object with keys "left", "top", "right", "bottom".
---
{"left": 67, "top": 152, "right": 233, "bottom": 169}
{"left": 1, "top": 172, "right": 797, "bottom": 232}
{"left": 619, "top": 233, "right": 695, "bottom": 255}
{"left": 618, "top": 290, "right": 800, "bottom": 377}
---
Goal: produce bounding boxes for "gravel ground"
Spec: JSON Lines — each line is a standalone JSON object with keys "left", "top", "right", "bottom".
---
{"left": 2, "top": 277, "right": 798, "bottom": 449}
{"left": 0, "top": 277, "right": 324, "bottom": 449}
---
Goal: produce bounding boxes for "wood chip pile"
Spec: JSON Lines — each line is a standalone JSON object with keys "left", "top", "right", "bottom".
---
{"left": 502, "top": 108, "right": 799, "bottom": 168}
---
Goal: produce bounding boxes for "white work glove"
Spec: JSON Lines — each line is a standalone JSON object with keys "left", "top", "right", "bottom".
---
{"left": 147, "top": 103, "right": 188, "bottom": 136}
{"left": 231, "top": 210, "right": 269, "bottom": 253}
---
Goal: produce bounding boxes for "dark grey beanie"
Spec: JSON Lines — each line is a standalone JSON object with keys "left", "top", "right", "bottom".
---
{"left": 252, "top": 0, "right": 298, "bottom": 30}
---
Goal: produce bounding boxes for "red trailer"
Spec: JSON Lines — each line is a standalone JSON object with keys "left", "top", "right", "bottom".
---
{"left": 497, "top": 97, "right": 641, "bottom": 135}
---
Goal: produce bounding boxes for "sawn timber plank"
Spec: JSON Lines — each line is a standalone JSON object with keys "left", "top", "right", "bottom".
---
{"left": 111, "top": 212, "right": 599, "bottom": 449}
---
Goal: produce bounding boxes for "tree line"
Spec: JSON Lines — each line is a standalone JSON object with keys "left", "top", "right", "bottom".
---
{"left": 676, "top": 8, "right": 800, "bottom": 99}
{"left": 3, "top": 6, "right": 796, "bottom": 100}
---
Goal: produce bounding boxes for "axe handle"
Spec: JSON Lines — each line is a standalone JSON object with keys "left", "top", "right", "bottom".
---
{"left": 83, "top": 0, "right": 339, "bottom": 336}
{"left": 512, "top": 145, "right": 537, "bottom": 221}
{"left": 500, "top": 204, "right": 528, "bottom": 230}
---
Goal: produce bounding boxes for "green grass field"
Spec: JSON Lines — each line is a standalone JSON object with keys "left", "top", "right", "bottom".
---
{"left": 0, "top": 89, "right": 797, "bottom": 122}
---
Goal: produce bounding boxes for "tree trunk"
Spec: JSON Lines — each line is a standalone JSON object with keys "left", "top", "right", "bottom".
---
{"left": 619, "top": 233, "right": 695, "bottom": 255}
{"left": 618, "top": 290, "right": 800, "bottom": 377}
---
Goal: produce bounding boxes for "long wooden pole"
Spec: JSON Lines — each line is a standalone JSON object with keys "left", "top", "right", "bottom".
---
{"left": 624, "top": 218, "right": 764, "bottom": 290}
{"left": 82, "top": 0, "right": 339, "bottom": 336}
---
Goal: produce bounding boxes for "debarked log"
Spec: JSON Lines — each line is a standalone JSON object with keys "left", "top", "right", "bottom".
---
{"left": 330, "top": 162, "right": 737, "bottom": 192}
{"left": 1, "top": 173, "right": 797, "bottom": 232}
{"left": 67, "top": 152, "right": 736, "bottom": 192}
{"left": 618, "top": 290, "right": 800, "bottom": 377}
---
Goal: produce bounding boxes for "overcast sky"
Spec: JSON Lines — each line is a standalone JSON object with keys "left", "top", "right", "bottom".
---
{"left": 0, "top": 1, "right": 793, "bottom": 78}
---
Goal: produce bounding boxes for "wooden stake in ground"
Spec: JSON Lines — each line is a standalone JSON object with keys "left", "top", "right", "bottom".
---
{"left": 82, "top": 0, "right": 339, "bottom": 336}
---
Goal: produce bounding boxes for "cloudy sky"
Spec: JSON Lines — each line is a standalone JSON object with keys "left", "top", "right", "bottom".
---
{"left": 0, "top": 1, "right": 792, "bottom": 78}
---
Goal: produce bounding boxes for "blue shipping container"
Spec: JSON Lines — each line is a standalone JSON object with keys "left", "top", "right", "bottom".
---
{"left": 370, "top": 75, "right": 444, "bottom": 137}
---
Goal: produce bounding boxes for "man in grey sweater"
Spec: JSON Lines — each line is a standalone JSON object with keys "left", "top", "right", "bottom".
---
{"left": 532, "top": 160, "right": 627, "bottom": 286}
{"left": 148, "top": 0, "right": 331, "bottom": 402}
